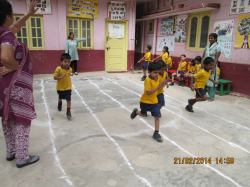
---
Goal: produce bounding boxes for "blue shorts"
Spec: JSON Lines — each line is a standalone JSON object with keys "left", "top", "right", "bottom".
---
{"left": 157, "top": 93, "right": 165, "bottom": 106}
{"left": 142, "top": 61, "right": 149, "bottom": 71}
{"left": 57, "top": 89, "right": 72, "bottom": 101}
{"left": 140, "top": 102, "right": 160, "bottom": 117}
{"left": 178, "top": 71, "right": 185, "bottom": 76}
{"left": 195, "top": 88, "right": 206, "bottom": 98}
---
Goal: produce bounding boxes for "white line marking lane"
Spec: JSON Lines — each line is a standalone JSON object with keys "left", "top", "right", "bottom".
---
{"left": 86, "top": 77, "right": 242, "bottom": 187}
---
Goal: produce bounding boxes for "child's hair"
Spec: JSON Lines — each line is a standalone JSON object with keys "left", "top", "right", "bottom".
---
{"left": 203, "top": 57, "right": 214, "bottom": 65}
{"left": 148, "top": 62, "right": 160, "bottom": 72}
{"left": 157, "top": 60, "right": 167, "bottom": 68}
{"left": 163, "top": 46, "right": 169, "bottom": 55}
{"left": 217, "top": 61, "right": 220, "bottom": 68}
{"left": 147, "top": 45, "right": 152, "bottom": 51}
{"left": 181, "top": 54, "right": 186, "bottom": 57}
{"left": 189, "top": 59, "right": 195, "bottom": 66}
{"left": 61, "top": 53, "right": 71, "bottom": 61}
{"left": 68, "top": 32, "right": 74, "bottom": 39}
{"left": 195, "top": 56, "right": 202, "bottom": 62}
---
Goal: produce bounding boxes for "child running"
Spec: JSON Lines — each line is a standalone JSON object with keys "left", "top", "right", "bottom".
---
{"left": 185, "top": 57, "right": 218, "bottom": 113}
{"left": 157, "top": 60, "right": 169, "bottom": 117}
{"left": 130, "top": 62, "right": 167, "bottom": 142}
{"left": 169, "top": 54, "right": 187, "bottom": 86}
{"left": 54, "top": 53, "right": 72, "bottom": 119}
{"left": 137, "top": 45, "right": 152, "bottom": 81}
{"left": 152, "top": 46, "right": 169, "bottom": 69}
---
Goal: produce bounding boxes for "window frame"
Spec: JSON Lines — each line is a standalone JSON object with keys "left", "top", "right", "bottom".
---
{"left": 187, "top": 11, "right": 211, "bottom": 51}
{"left": 66, "top": 17, "right": 94, "bottom": 50}
{"left": 13, "top": 14, "right": 45, "bottom": 50}
{"left": 148, "top": 20, "right": 154, "bottom": 34}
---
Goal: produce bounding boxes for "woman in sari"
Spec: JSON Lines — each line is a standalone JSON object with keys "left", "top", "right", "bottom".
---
{"left": 202, "top": 33, "right": 221, "bottom": 101}
{"left": 0, "top": 0, "right": 39, "bottom": 168}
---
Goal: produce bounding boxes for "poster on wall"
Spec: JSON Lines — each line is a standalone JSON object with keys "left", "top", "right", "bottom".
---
{"left": 110, "top": 1, "right": 126, "bottom": 20}
{"left": 230, "top": 0, "right": 250, "bottom": 14}
{"left": 108, "top": 3, "right": 127, "bottom": 19}
{"left": 108, "top": 23, "right": 124, "bottom": 38}
{"left": 213, "top": 20, "right": 234, "bottom": 58}
{"left": 235, "top": 14, "right": 250, "bottom": 48}
{"left": 68, "top": 0, "right": 99, "bottom": 19}
{"left": 156, "top": 36, "right": 175, "bottom": 52}
{"left": 26, "top": 0, "right": 52, "bottom": 14}
{"left": 160, "top": 19, "right": 174, "bottom": 35}
{"left": 175, "top": 15, "right": 187, "bottom": 43}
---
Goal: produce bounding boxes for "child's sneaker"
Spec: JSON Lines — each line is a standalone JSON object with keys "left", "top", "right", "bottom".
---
{"left": 153, "top": 133, "right": 163, "bottom": 142}
{"left": 188, "top": 99, "right": 194, "bottom": 109}
{"left": 185, "top": 105, "right": 194, "bottom": 113}
{"left": 182, "top": 81, "right": 185, "bottom": 87}
{"left": 58, "top": 103, "right": 62, "bottom": 111}
{"left": 66, "top": 112, "right": 72, "bottom": 119}
{"left": 178, "top": 81, "right": 182, "bottom": 86}
{"left": 141, "top": 76, "right": 146, "bottom": 81}
{"left": 131, "top": 108, "right": 138, "bottom": 119}
{"left": 169, "top": 82, "right": 174, "bottom": 86}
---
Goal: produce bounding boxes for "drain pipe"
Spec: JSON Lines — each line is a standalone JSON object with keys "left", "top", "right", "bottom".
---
{"left": 130, "top": 0, "right": 135, "bottom": 73}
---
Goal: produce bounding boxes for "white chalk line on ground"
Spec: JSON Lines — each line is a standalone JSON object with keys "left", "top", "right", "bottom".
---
{"left": 122, "top": 77, "right": 250, "bottom": 131}
{"left": 72, "top": 84, "right": 152, "bottom": 187}
{"left": 105, "top": 77, "right": 250, "bottom": 155}
{"left": 41, "top": 80, "right": 73, "bottom": 186}
{"left": 86, "top": 77, "right": 242, "bottom": 187}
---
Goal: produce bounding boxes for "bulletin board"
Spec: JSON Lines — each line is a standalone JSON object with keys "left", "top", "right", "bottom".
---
{"left": 26, "top": 0, "right": 52, "bottom": 14}
{"left": 156, "top": 36, "right": 175, "bottom": 52}
{"left": 68, "top": 0, "right": 99, "bottom": 19}
{"left": 230, "top": 0, "right": 250, "bottom": 14}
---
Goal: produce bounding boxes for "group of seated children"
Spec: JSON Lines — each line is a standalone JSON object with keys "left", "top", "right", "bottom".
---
{"left": 138, "top": 45, "right": 172, "bottom": 81}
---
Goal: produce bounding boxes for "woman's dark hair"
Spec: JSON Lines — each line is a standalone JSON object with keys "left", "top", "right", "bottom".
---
{"left": 0, "top": 0, "right": 13, "bottom": 27}
{"left": 68, "top": 32, "right": 74, "bottom": 39}
{"left": 157, "top": 60, "right": 167, "bottom": 68}
{"left": 61, "top": 53, "right": 71, "bottom": 61}
{"left": 147, "top": 45, "right": 152, "bottom": 51}
{"left": 209, "top": 33, "right": 218, "bottom": 42}
{"left": 148, "top": 62, "right": 160, "bottom": 72}
{"left": 189, "top": 59, "right": 195, "bottom": 66}
{"left": 195, "top": 56, "right": 202, "bottom": 62}
{"left": 203, "top": 57, "right": 214, "bottom": 65}
{"left": 217, "top": 61, "right": 220, "bottom": 68}
{"left": 163, "top": 46, "right": 169, "bottom": 55}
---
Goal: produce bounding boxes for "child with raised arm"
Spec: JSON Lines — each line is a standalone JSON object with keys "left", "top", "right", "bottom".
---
{"left": 169, "top": 54, "right": 187, "bottom": 86}
{"left": 54, "top": 53, "right": 73, "bottom": 119}
{"left": 137, "top": 45, "right": 152, "bottom": 81}
{"left": 157, "top": 60, "right": 169, "bottom": 117}
{"left": 152, "top": 46, "right": 169, "bottom": 69}
{"left": 185, "top": 57, "right": 218, "bottom": 113}
{"left": 131, "top": 63, "right": 167, "bottom": 142}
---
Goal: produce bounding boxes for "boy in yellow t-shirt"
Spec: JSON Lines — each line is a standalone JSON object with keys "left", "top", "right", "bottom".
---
{"left": 169, "top": 54, "right": 187, "bottom": 86}
{"left": 184, "top": 59, "right": 196, "bottom": 85}
{"left": 131, "top": 63, "right": 167, "bottom": 142}
{"left": 185, "top": 57, "right": 218, "bottom": 113}
{"left": 195, "top": 56, "right": 202, "bottom": 73}
{"left": 137, "top": 45, "right": 152, "bottom": 81}
{"left": 54, "top": 53, "right": 73, "bottom": 119}
{"left": 157, "top": 60, "right": 169, "bottom": 117}
{"left": 152, "top": 46, "right": 170, "bottom": 71}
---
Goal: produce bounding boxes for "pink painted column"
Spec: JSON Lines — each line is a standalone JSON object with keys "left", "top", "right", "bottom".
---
{"left": 152, "top": 18, "right": 157, "bottom": 56}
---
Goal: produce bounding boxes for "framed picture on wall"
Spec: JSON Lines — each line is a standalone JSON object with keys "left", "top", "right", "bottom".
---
{"left": 26, "top": 0, "right": 52, "bottom": 14}
{"left": 108, "top": 2, "right": 127, "bottom": 19}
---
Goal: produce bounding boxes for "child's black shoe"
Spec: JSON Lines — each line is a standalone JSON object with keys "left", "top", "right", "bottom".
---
{"left": 169, "top": 82, "right": 174, "bottom": 86}
{"left": 178, "top": 81, "right": 182, "bottom": 86}
{"left": 58, "top": 103, "right": 62, "bottom": 111}
{"left": 66, "top": 112, "right": 72, "bottom": 119}
{"left": 131, "top": 108, "right": 138, "bottom": 119}
{"left": 141, "top": 76, "right": 146, "bottom": 81}
{"left": 185, "top": 105, "right": 194, "bottom": 113}
{"left": 182, "top": 81, "right": 185, "bottom": 87}
{"left": 153, "top": 133, "right": 163, "bottom": 142}
{"left": 188, "top": 99, "right": 194, "bottom": 109}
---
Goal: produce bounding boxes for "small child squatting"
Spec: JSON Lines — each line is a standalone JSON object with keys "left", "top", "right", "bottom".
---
{"left": 130, "top": 62, "right": 168, "bottom": 142}
{"left": 185, "top": 57, "right": 218, "bottom": 113}
{"left": 54, "top": 53, "right": 73, "bottom": 119}
{"left": 137, "top": 45, "right": 152, "bottom": 81}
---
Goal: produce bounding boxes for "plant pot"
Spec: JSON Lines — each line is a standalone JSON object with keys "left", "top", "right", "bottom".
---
{"left": 171, "top": 6, "right": 174, "bottom": 10}
{"left": 178, "top": 4, "right": 184, "bottom": 8}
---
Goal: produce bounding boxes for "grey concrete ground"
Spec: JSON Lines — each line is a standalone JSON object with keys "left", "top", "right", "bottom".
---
{"left": 0, "top": 71, "right": 250, "bottom": 187}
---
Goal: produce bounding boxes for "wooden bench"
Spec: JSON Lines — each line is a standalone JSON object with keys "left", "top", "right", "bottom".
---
{"left": 216, "top": 79, "right": 233, "bottom": 96}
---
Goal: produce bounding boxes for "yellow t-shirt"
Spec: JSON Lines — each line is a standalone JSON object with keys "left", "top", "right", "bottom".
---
{"left": 188, "top": 65, "right": 196, "bottom": 73}
{"left": 160, "top": 52, "right": 169, "bottom": 63}
{"left": 54, "top": 66, "right": 72, "bottom": 91}
{"left": 217, "top": 67, "right": 220, "bottom": 79}
{"left": 140, "top": 77, "right": 159, "bottom": 104}
{"left": 178, "top": 61, "right": 187, "bottom": 71}
{"left": 193, "top": 69, "right": 211, "bottom": 89}
{"left": 158, "top": 72, "right": 167, "bottom": 94}
{"left": 167, "top": 56, "right": 172, "bottom": 67}
{"left": 196, "top": 64, "right": 202, "bottom": 73}
{"left": 144, "top": 52, "right": 151, "bottom": 62}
